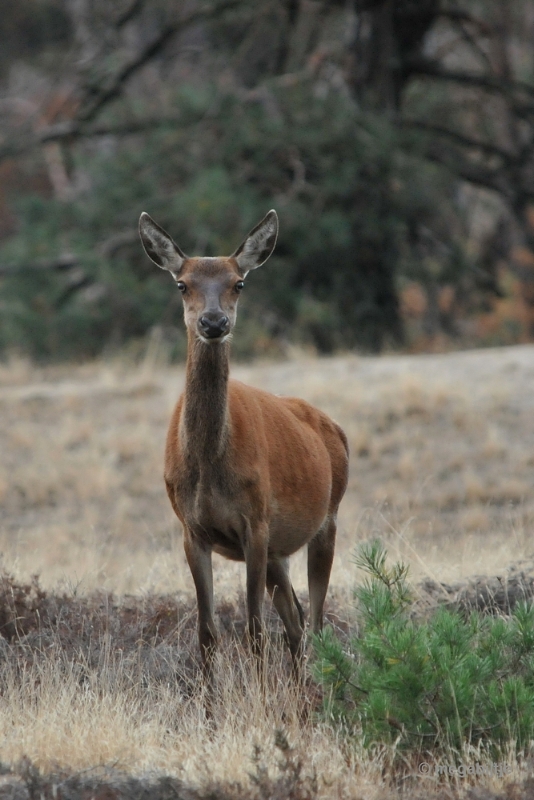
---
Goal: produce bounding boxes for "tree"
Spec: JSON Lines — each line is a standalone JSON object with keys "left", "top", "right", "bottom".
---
{"left": 1, "top": 0, "right": 533, "bottom": 357}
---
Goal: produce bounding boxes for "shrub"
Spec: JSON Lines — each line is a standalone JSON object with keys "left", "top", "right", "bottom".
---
{"left": 313, "top": 541, "right": 534, "bottom": 758}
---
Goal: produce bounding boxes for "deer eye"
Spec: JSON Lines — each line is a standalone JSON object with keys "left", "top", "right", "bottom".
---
{"left": 235, "top": 281, "right": 245, "bottom": 293}
{"left": 176, "top": 281, "right": 186, "bottom": 293}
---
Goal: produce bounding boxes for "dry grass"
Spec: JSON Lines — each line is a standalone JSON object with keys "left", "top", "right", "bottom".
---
{"left": 0, "top": 573, "right": 389, "bottom": 798}
{"left": 0, "top": 572, "right": 529, "bottom": 800}
{"left": 1, "top": 344, "right": 534, "bottom": 797}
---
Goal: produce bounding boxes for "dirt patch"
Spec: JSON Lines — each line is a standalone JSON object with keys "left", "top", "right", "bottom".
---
{"left": 0, "top": 761, "right": 531, "bottom": 800}
{"left": 420, "top": 560, "right": 534, "bottom": 615}
{"left": 0, "top": 754, "right": 318, "bottom": 800}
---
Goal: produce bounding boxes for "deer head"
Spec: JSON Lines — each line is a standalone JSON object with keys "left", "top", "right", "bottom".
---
{"left": 139, "top": 210, "right": 278, "bottom": 343}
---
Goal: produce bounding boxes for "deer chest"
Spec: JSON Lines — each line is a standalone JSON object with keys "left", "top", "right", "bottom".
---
{"left": 170, "top": 466, "right": 246, "bottom": 550}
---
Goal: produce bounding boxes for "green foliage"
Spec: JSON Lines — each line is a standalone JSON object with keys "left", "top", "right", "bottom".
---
{"left": 314, "top": 541, "right": 534, "bottom": 758}
{"left": 0, "top": 78, "right": 472, "bottom": 359}
{"left": 1, "top": 0, "right": 530, "bottom": 360}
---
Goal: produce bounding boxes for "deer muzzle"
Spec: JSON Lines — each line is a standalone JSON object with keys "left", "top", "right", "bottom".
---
{"left": 198, "top": 313, "right": 230, "bottom": 340}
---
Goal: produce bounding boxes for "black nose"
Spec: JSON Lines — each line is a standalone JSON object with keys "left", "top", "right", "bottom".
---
{"left": 199, "top": 314, "right": 229, "bottom": 339}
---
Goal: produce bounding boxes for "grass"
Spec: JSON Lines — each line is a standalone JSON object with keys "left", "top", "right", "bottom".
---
{"left": 1, "top": 344, "right": 534, "bottom": 797}
{"left": 0, "top": 572, "right": 378, "bottom": 797}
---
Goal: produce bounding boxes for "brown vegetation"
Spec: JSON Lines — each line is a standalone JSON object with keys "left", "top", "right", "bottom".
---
{"left": 1, "top": 345, "right": 534, "bottom": 797}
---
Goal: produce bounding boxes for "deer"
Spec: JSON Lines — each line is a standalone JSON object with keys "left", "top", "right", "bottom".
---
{"left": 138, "top": 209, "right": 349, "bottom": 684}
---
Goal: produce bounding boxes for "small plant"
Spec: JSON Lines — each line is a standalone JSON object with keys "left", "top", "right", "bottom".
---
{"left": 313, "top": 541, "right": 534, "bottom": 757}
{"left": 249, "top": 731, "right": 318, "bottom": 800}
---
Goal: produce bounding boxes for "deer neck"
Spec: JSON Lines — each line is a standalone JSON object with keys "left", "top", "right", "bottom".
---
{"left": 182, "top": 333, "right": 230, "bottom": 463}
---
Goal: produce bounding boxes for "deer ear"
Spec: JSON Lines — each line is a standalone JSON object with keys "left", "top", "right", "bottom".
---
{"left": 139, "top": 212, "right": 187, "bottom": 274}
{"left": 232, "top": 210, "right": 278, "bottom": 276}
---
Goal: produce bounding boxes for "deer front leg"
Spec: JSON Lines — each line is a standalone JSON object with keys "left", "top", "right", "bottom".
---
{"left": 183, "top": 530, "right": 218, "bottom": 680}
{"left": 243, "top": 521, "right": 268, "bottom": 663}
{"left": 266, "top": 558, "right": 305, "bottom": 675}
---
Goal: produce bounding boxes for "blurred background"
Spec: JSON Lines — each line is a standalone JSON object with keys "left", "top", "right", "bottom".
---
{"left": 1, "top": 0, "right": 534, "bottom": 362}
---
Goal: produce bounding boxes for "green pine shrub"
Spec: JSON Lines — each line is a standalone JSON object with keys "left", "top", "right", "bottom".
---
{"left": 313, "top": 541, "right": 534, "bottom": 758}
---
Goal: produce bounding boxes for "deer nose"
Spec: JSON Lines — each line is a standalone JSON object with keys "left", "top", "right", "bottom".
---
{"left": 199, "top": 314, "right": 229, "bottom": 339}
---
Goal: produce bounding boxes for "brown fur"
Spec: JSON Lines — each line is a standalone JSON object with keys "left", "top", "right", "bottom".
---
{"left": 139, "top": 211, "right": 349, "bottom": 679}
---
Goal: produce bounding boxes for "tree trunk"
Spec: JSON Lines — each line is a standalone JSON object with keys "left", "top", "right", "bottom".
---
{"left": 348, "top": 0, "right": 440, "bottom": 111}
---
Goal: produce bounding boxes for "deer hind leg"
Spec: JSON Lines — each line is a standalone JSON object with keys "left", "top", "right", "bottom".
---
{"left": 308, "top": 516, "right": 336, "bottom": 634}
{"left": 266, "top": 558, "right": 305, "bottom": 674}
{"left": 183, "top": 530, "right": 218, "bottom": 680}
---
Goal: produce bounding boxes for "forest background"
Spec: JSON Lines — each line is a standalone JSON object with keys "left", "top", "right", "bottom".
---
{"left": 1, "top": 0, "right": 534, "bottom": 361}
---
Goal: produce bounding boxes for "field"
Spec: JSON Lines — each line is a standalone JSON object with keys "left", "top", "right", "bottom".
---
{"left": 0, "top": 344, "right": 534, "bottom": 798}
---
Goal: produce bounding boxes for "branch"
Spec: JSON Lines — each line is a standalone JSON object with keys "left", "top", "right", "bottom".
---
{"left": 421, "top": 141, "right": 516, "bottom": 201}
{"left": 408, "top": 58, "right": 534, "bottom": 104}
{"left": 0, "top": 67, "right": 308, "bottom": 163}
{"left": 0, "top": 98, "right": 256, "bottom": 163}
{"left": 448, "top": 16, "right": 493, "bottom": 73}
{"left": 75, "top": 0, "right": 243, "bottom": 124}
{"left": 44, "top": 116, "right": 182, "bottom": 141}
{"left": 0, "top": 116, "right": 186, "bottom": 164}
{"left": 75, "top": 25, "right": 181, "bottom": 123}
{"left": 438, "top": 9, "right": 492, "bottom": 37}
{"left": 115, "top": 0, "right": 145, "bottom": 29}
{"left": 0, "top": 254, "right": 79, "bottom": 276}
{"left": 400, "top": 119, "right": 515, "bottom": 163}
{"left": 0, "top": 231, "right": 137, "bottom": 275}
{"left": 0, "top": 1, "right": 244, "bottom": 165}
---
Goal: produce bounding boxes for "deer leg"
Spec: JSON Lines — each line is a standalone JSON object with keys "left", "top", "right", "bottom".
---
{"left": 308, "top": 517, "right": 336, "bottom": 634}
{"left": 266, "top": 558, "right": 305, "bottom": 672}
{"left": 183, "top": 531, "right": 217, "bottom": 680}
{"left": 243, "top": 522, "right": 268, "bottom": 663}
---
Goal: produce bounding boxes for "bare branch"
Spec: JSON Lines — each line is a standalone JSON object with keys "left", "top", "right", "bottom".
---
{"left": 115, "top": 0, "right": 145, "bottom": 29}
{"left": 449, "top": 17, "right": 493, "bottom": 73}
{"left": 0, "top": 115, "right": 187, "bottom": 165}
{"left": 0, "top": 254, "right": 79, "bottom": 276}
{"left": 75, "top": 0, "right": 243, "bottom": 124}
{"left": 438, "top": 9, "right": 492, "bottom": 37}
{"left": 400, "top": 119, "right": 514, "bottom": 163}
{"left": 0, "top": 1, "right": 244, "bottom": 165}
{"left": 408, "top": 58, "right": 534, "bottom": 104}
{"left": 421, "top": 141, "right": 516, "bottom": 201}
{"left": 0, "top": 231, "right": 137, "bottom": 276}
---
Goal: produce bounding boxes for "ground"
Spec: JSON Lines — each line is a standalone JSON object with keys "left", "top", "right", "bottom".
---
{"left": 0, "top": 344, "right": 533, "bottom": 798}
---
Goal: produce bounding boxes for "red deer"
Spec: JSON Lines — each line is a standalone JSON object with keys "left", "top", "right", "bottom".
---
{"left": 139, "top": 210, "right": 349, "bottom": 681}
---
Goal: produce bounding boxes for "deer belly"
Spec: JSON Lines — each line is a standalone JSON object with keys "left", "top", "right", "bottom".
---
{"left": 267, "top": 509, "right": 329, "bottom": 557}
{"left": 267, "top": 478, "right": 331, "bottom": 556}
